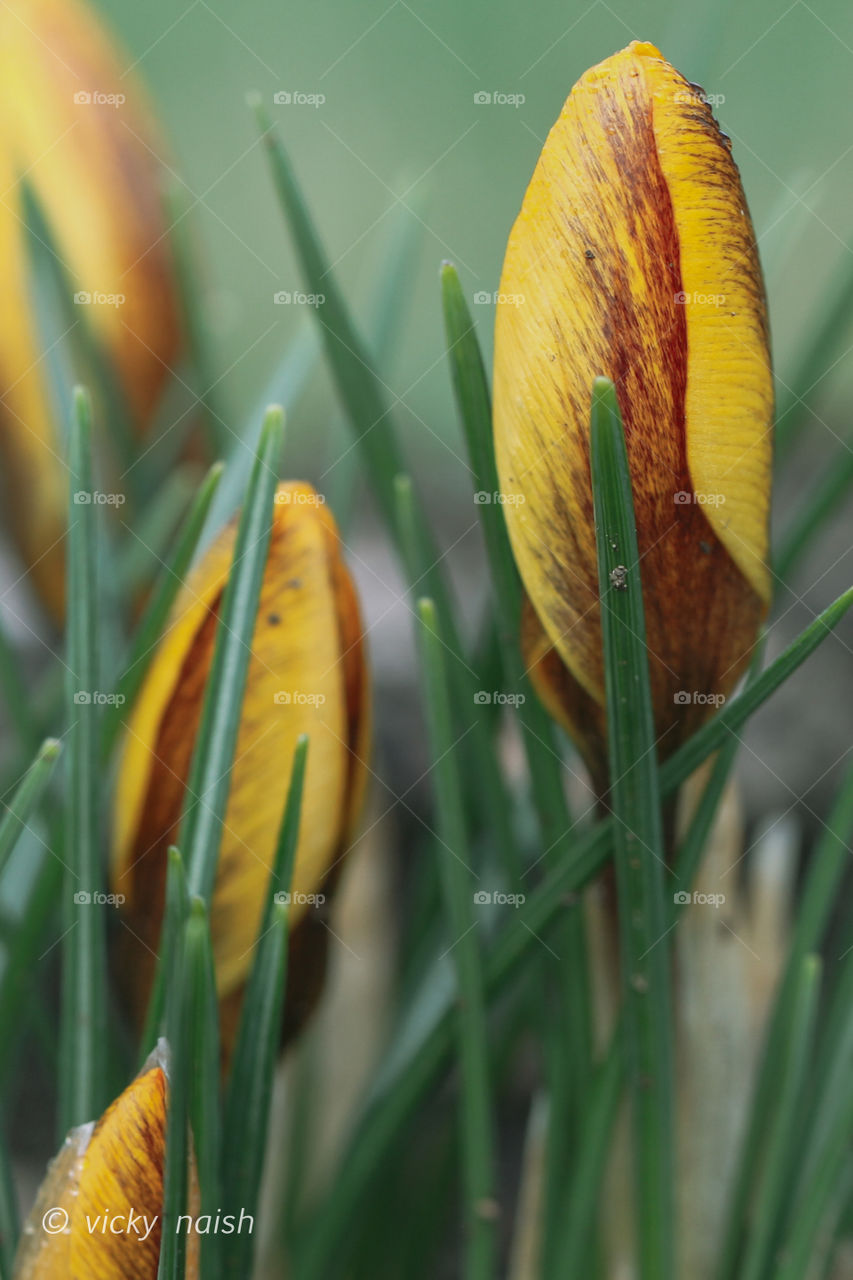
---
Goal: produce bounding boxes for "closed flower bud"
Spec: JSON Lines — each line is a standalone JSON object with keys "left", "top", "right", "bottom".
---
{"left": 0, "top": 0, "right": 182, "bottom": 617}
{"left": 111, "top": 483, "right": 369, "bottom": 1058}
{"left": 12, "top": 1043, "right": 198, "bottom": 1279}
{"left": 494, "top": 41, "right": 772, "bottom": 774}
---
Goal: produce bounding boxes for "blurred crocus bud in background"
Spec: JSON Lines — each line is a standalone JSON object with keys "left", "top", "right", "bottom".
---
{"left": 12, "top": 1042, "right": 198, "bottom": 1279}
{"left": 493, "top": 41, "right": 772, "bottom": 781}
{"left": 111, "top": 482, "right": 370, "bottom": 1060}
{"left": 0, "top": 0, "right": 183, "bottom": 618}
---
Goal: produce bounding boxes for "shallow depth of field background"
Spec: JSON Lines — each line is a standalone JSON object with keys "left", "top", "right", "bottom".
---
{"left": 96, "top": 0, "right": 853, "bottom": 812}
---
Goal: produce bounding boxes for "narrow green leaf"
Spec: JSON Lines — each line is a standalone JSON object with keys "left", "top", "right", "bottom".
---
{"left": 438, "top": 263, "right": 594, "bottom": 1269}
{"left": 776, "top": 947, "right": 853, "bottom": 1278}
{"left": 103, "top": 460, "right": 225, "bottom": 755}
{"left": 251, "top": 96, "right": 402, "bottom": 531}
{"left": 158, "top": 850, "right": 192, "bottom": 1280}
{"left": 0, "top": 621, "right": 39, "bottom": 760}
{"left": 0, "top": 740, "right": 60, "bottom": 877}
{"left": 222, "top": 736, "right": 308, "bottom": 1278}
{"left": 552, "top": 1035, "right": 624, "bottom": 1275}
{"left": 716, "top": 752, "right": 853, "bottom": 1277}
{"left": 295, "top": 586, "right": 853, "bottom": 1278}
{"left": 59, "top": 387, "right": 108, "bottom": 1136}
{"left": 589, "top": 376, "right": 674, "bottom": 1280}
{"left": 737, "top": 955, "right": 821, "bottom": 1280}
{"left": 416, "top": 599, "right": 496, "bottom": 1280}
{"left": 20, "top": 180, "right": 140, "bottom": 499}
{"left": 182, "top": 407, "right": 282, "bottom": 901}
{"left": 0, "top": 1119, "right": 18, "bottom": 1280}
{"left": 184, "top": 898, "right": 222, "bottom": 1280}
{"left": 141, "top": 847, "right": 192, "bottom": 1063}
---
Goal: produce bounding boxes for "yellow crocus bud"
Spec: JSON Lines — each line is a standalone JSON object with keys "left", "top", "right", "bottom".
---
{"left": 494, "top": 41, "right": 772, "bottom": 775}
{"left": 111, "top": 483, "right": 370, "bottom": 1058}
{"left": 12, "top": 1043, "right": 198, "bottom": 1279}
{"left": 0, "top": 0, "right": 182, "bottom": 618}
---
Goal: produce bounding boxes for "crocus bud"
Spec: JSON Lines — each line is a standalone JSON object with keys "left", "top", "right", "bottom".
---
{"left": 494, "top": 42, "right": 772, "bottom": 773}
{"left": 13, "top": 1043, "right": 198, "bottom": 1279}
{"left": 111, "top": 483, "right": 369, "bottom": 1057}
{"left": 0, "top": 0, "right": 182, "bottom": 618}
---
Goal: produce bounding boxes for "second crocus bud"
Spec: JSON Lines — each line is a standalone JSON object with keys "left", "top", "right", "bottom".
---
{"left": 111, "top": 482, "right": 369, "bottom": 1058}
{"left": 493, "top": 41, "right": 772, "bottom": 777}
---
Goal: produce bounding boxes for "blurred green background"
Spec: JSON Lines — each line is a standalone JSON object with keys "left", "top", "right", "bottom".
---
{"left": 98, "top": 0, "right": 853, "bottom": 504}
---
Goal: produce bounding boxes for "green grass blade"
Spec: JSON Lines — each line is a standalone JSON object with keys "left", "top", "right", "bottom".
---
{"left": 716, "top": 753, "right": 853, "bottom": 1277}
{"left": 181, "top": 407, "right": 283, "bottom": 902}
{"left": 59, "top": 387, "right": 108, "bottom": 1136}
{"left": 222, "top": 735, "right": 308, "bottom": 1277}
{"left": 165, "top": 180, "right": 232, "bottom": 460}
{"left": 251, "top": 97, "right": 402, "bottom": 530}
{"left": 140, "top": 847, "right": 192, "bottom": 1063}
{"left": 103, "top": 460, "right": 225, "bottom": 755}
{"left": 552, "top": 1035, "right": 625, "bottom": 1275}
{"left": 0, "top": 740, "right": 60, "bottom": 877}
{"left": 776, "top": 947, "right": 853, "bottom": 1278}
{"left": 0, "top": 1120, "right": 17, "bottom": 1279}
{"left": 158, "top": 852, "right": 191, "bottom": 1280}
{"left": 439, "top": 262, "right": 520, "bottom": 620}
{"left": 184, "top": 898, "right": 222, "bottom": 1280}
{"left": 416, "top": 599, "right": 496, "bottom": 1280}
{"left": 589, "top": 376, "right": 674, "bottom": 1280}
{"left": 438, "top": 261, "right": 594, "bottom": 1267}
{"left": 295, "top": 587, "right": 853, "bottom": 1277}
{"left": 0, "top": 622, "right": 39, "bottom": 760}
{"left": 20, "top": 180, "right": 140, "bottom": 500}
{"left": 736, "top": 955, "right": 821, "bottom": 1280}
